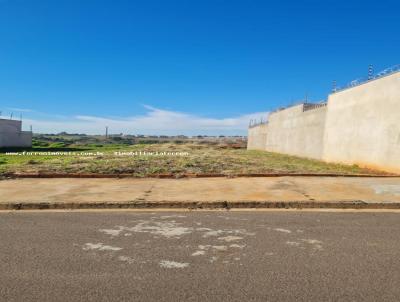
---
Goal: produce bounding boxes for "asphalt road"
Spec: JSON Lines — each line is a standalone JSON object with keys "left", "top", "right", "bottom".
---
{"left": 1, "top": 210, "right": 400, "bottom": 302}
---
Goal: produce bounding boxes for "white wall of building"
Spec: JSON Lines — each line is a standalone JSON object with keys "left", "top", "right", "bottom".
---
{"left": 0, "top": 119, "right": 32, "bottom": 148}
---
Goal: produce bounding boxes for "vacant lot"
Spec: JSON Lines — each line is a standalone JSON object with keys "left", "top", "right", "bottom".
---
{"left": 0, "top": 140, "right": 386, "bottom": 176}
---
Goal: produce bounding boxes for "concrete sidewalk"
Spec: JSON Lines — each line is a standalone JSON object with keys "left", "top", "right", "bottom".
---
{"left": 1, "top": 177, "right": 400, "bottom": 209}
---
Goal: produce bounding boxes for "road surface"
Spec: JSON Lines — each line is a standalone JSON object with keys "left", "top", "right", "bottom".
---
{"left": 1, "top": 210, "right": 400, "bottom": 301}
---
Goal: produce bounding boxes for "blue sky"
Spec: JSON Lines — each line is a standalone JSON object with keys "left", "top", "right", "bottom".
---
{"left": 0, "top": 0, "right": 399, "bottom": 135}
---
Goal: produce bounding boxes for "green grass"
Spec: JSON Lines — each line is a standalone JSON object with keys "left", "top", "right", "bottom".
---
{"left": 0, "top": 142, "right": 385, "bottom": 176}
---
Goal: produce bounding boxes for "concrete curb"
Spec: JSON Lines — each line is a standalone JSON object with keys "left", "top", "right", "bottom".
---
{"left": 2, "top": 200, "right": 400, "bottom": 210}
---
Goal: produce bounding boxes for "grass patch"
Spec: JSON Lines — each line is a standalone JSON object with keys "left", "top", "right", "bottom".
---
{"left": 0, "top": 140, "right": 386, "bottom": 176}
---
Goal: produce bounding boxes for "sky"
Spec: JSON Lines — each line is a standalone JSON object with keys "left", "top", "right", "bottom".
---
{"left": 0, "top": 0, "right": 399, "bottom": 135}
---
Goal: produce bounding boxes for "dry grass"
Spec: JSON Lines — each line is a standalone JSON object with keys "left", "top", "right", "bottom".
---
{"left": 0, "top": 142, "right": 386, "bottom": 176}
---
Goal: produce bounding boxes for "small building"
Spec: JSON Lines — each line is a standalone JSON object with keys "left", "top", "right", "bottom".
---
{"left": 0, "top": 118, "right": 32, "bottom": 148}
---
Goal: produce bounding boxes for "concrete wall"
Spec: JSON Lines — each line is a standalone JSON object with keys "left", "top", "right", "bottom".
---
{"left": 247, "top": 123, "right": 268, "bottom": 150}
{"left": 0, "top": 119, "right": 32, "bottom": 148}
{"left": 323, "top": 72, "right": 400, "bottom": 173}
{"left": 0, "top": 131, "right": 32, "bottom": 147}
{"left": 0, "top": 119, "right": 22, "bottom": 132}
{"left": 265, "top": 104, "right": 327, "bottom": 159}
{"left": 246, "top": 71, "right": 400, "bottom": 173}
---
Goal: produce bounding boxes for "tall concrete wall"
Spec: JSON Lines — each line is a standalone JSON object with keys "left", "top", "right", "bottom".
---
{"left": 0, "top": 119, "right": 32, "bottom": 148}
{"left": 247, "top": 123, "right": 268, "bottom": 150}
{"left": 322, "top": 72, "right": 400, "bottom": 173}
{"left": 265, "top": 104, "right": 327, "bottom": 159}
{"left": 0, "top": 131, "right": 32, "bottom": 147}
{"left": 246, "top": 70, "right": 400, "bottom": 173}
{"left": 0, "top": 119, "right": 22, "bottom": 132}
